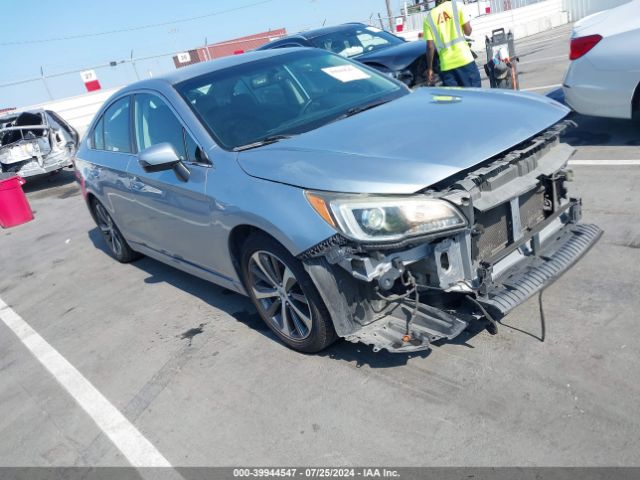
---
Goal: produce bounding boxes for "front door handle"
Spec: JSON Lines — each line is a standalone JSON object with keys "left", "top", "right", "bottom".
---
{"left": 131, "top": 176, "right": 145, "bottom": 191}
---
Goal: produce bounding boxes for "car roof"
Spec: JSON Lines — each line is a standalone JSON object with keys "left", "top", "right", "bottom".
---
{"left": 0, "top": 109, "right": 46, "bottom": 121}
{"left": 120, "top": 48, "right": 305, "bottom": 92}
{"left": 280, "top": 23, "right": 368, "bottom": 41}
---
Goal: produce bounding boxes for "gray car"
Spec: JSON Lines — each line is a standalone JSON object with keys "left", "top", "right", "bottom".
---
{"left": 74, "top": 48, "right": 601, "bottom": 354}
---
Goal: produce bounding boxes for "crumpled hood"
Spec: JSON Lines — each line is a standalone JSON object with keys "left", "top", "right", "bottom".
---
{"left": 354, "top": 40, "right": 425, "bottom": 70}
{"left": 237, "top": 88, "right": 569, "bottom": 194}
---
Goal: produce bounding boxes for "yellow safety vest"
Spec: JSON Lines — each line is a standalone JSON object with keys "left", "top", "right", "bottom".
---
{"left": 424, "top": 1, "right": 474, "bottom": 71}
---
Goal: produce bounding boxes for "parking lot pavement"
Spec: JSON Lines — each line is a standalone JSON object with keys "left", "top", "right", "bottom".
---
{"left": 1, "top": 24, "right": 640, "bottom": 468}
{"left": 488, "top": 24, "right": 640, "bottom": 163}
{"left": 512, "top": 23, "right": 574, "bottom": 93}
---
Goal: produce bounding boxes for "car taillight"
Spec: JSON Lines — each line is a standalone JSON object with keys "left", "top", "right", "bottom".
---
{"left": 569, "top": 34, "right": 602, "bottom": 60}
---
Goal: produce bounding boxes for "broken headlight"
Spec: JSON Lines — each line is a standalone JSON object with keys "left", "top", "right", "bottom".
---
{"left": 305, "top": 192, "right": 467, "bottom": 242}
{"left": 387, "top": 69, "right": 414, "bottom": 86}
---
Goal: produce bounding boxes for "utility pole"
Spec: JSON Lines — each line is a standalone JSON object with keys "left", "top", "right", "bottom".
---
{"left": 40, "top": 67, "right": 53, "bottom": 101}
{"left": 385, "top": 0, "right": 394, "bottom": 31}
{"left": 204, "top": 37, "right": 211, "bottom": 61}
{"left": 130, "top": 50, "right": 140, "bottom": 81}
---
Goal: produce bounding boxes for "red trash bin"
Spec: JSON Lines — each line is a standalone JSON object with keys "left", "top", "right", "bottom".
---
{"left": 0, "top": 173, "right": 34, "bottom": 228}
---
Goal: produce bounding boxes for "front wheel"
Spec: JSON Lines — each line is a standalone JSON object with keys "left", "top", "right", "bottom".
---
{"left": 241, "top": 233, "right": 336, "bottom": 353}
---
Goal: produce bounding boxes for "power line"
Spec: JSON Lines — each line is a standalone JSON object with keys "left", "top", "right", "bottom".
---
{"left": 0, "top": 0, "right": 275, "bottom": 46}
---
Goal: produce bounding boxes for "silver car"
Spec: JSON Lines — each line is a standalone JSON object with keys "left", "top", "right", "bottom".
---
{"left": 1, "top": 109, "right": 78, "bottom": 178}
{"left": 74, "top": 48, "right": 601, "bottom": 354}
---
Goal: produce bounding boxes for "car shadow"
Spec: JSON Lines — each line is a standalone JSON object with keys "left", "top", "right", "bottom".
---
{"left": 547, "top": 88, "right": 640, "bottom": 148}
{"left": 320, "top": 318, "right": 496, "bottom": 368}
{"left": 87, "top": 226, "right": 259, "bottom": 325}
{"left": 318, "top": 340, "right": 432, "bottom": 368}
{"left": 87, "top": 227, "right": 493, "bottom": 368}
{"left": 563, "top": 113, "right": 640, "bottom": 147}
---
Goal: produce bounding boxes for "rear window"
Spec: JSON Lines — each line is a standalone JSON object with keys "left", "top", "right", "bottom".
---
{"left": 310, "top": 26, "right": 403, "bottom": 58}
{"left": 93, "top": 97, "right": 132, "bottom": 153}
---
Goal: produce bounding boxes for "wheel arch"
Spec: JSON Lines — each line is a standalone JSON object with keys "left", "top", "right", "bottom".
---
{"left": 230, "top": 223, "right": 339, "bottom": 351}
{"left": 228, "top": 224, "right": 296, "bottom": 288}
{"left": 85, "top": 191, "right": 99, "bottom": 224}
{"left": 632, "top": 80, "right": 640, "bottom": 120}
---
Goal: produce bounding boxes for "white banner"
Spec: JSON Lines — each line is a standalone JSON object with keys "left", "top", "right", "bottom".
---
{"left": 177, "top": 52, "right": 191, "bottom": 64}
{"left": 80, "top": 70, "right": 98, "bottom": 83}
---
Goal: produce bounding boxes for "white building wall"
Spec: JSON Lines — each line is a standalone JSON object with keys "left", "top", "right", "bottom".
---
{"left": 562, "top": 0, "right": 631, "bottom": 21}
{"left": 401, "top": 0, "right": 568, "bottom": 44}
{"left": 27, "top": 87, "right": 122, "bottom": 138}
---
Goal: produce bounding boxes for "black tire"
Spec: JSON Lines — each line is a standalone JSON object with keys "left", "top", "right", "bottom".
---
{"left": 633, "top": 82, "right": 640, "bottom": 124}
{"left": 91, "top": 199, "right": 141, "bottom": 263}
{"left": 241, "top": 232, "right": 337, "bottom": 353}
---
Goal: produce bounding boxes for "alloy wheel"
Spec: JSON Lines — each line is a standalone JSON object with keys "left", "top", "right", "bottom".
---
{"left": 94, "top": 203, "right": 124, "bottom": 258}
{"left": 247, "top": 251, "right": 313, "bottom": 340}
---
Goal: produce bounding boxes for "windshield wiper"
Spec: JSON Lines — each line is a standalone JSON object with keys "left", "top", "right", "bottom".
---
{"left": 233, "top": 134, "right": 294, "bottom": 152}
{"left": 342, "top": 99, "right": 392, "bottom": 118}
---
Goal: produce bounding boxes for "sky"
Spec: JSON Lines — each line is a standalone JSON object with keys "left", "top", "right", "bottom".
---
{"left": 0, "top": 0, "right": 405, "bottom": 107}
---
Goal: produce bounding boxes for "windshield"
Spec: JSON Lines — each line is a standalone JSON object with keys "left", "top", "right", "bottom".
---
{"left": 175, "top": 49, "right": 406, "bottom": 150}
{"left": 310, "top": 25, "right": 404, "bottom": 58}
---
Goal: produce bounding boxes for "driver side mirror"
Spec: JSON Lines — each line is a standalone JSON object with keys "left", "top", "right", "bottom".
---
{"left": 138, "top": 142, "right": 190, "bottom": 182}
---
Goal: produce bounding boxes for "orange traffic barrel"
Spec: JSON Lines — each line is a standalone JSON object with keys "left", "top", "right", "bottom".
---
{"left": 0, "top": 173, "right": 34, "bottom": 228}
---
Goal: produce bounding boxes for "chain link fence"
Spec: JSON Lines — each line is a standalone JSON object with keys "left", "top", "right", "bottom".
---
{"left": 489, "top": 0, "right": 547, "bottom": 13}
{"left": 2, "top": 0, "right": 630, "bottom": 109}
{"left": 0, "top": 50, "right": 190, "bottom": 109}
{"left": 561, "top": 0, "right": 630, "bottom": 21}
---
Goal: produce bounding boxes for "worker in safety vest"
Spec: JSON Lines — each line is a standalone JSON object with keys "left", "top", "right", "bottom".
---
{"left": 424, "top": 0, "right": 481, "bottom": 87}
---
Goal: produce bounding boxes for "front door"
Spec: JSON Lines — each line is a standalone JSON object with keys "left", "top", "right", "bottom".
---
{"left": 125, "top": 92, "right": 214, "bottom": 271}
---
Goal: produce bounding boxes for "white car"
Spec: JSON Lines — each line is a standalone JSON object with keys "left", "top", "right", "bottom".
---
{"left": 563, "top": 0, "right": 640, "bottom": 120}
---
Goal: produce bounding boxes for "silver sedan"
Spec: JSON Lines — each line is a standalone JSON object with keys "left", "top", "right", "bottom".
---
{"left": 74, "top": 48, "right": 600, "bottom": 354}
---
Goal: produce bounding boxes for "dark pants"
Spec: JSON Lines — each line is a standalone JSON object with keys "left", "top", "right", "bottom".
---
{"left": 440, "top": 61, "right": 481, "bottom": 88}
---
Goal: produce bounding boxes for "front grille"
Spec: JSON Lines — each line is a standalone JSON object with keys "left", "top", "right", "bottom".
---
{"left": 473, "top": 186, "right": 548, "bottom": 261}
{"left": 519, "top": 187, "right": 546, "bottom": 232}
{"left": 453, "top": 122, "right": 575, "bottom": 263}
{"left": 473, "top": 202, "right": 511, "bottom": 261}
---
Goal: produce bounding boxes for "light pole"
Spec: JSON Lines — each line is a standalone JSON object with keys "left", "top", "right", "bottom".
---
{"left": 385, "top": 0, "right": 394, "bottom": 31}
{"left": 130, "top": 50, "right": 140, "bottom": 81}
{"left": 40, "top": 67, "right": 53, "bottom": 101}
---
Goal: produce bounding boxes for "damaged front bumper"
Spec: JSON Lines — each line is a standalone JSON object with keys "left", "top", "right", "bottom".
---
{"left": 302, "top": 121, "right": 602, "bottom": 353}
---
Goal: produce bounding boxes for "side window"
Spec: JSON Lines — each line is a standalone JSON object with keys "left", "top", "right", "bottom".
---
{"left": 134, "top": 93, "right": 187, "bottom": 161}
{"left": 103, "top": 97, "right": 132, "bottom": 153}
{"left": 313, "top": 33, "right": 364, "bottom": 57}
{"left": 184, "top": 132, "right": 201, "bottom": 163}
{"left": 92, "top": 117, "right": 105, "bottom": 150}
{"left": 356, "top": 32, "right": 389, "bottom": 49}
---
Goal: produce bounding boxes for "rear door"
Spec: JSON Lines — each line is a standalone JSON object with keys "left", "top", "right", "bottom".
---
{"left": 125, "top": 91, "right": 214, "bottom": 269}
{"left": 83, "top": 96, "right": 137, "bottom": 237}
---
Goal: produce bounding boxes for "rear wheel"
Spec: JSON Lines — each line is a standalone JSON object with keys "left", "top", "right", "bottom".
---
{"left": 91, "top": 199, "right": 141, "bottom": 263}
{"left": 241, "top": 233, "right": 336, "bottom": 353}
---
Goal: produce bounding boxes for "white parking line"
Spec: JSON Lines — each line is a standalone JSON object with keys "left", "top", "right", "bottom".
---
{"left": 0, "top": 297, "right": 172, "bottom": 468}
{"left": 569, "top": 160, "right": 640, "bottom": 166}
{"left": 519, "top": 54, "right": 567, "bottom": 65}
{"left": 522, "top": 83, "right": 562, "bottom": 91}
{"left": 516, "top": 33, "right": 570, "bottom": 47}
